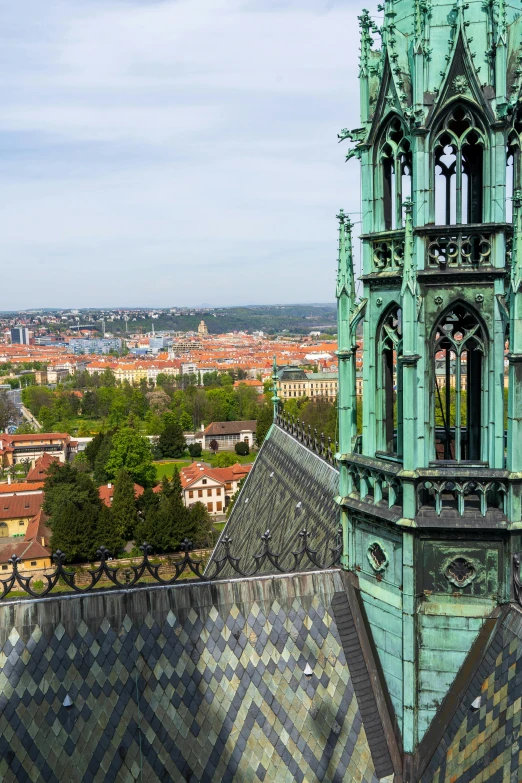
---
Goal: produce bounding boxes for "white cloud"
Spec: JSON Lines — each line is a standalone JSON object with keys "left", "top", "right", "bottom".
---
{"left": 0, "top": 0, "right": 363, "bottom": 308}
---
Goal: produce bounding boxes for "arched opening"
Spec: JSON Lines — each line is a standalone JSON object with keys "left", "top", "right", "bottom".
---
{"left": 433, "top": 303, "right": 486, "bottom": 462}
{"left": 378, "top": 117, "right": 412, "bottom": 231}
{"left": 377, "top": 305, "right": 402, "bottom": 456}
{"left": 434, "top": 105, "right": 485, "bottom": 226}
{"left": 0, "top": 522, "right": 7, "bottom": 538}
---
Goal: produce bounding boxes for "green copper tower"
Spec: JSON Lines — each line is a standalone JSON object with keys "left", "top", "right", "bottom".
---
{"left": 336, "top": 0, "right": 522, "bottom": 766}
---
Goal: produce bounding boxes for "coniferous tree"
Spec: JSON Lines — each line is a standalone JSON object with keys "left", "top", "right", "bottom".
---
{"left": 49, "top": 500, "right": 99, "bottom": 562}
{"left": 169, "top": 470, "right": 193, "bottom": 546}
{"left": 158, "top": 421, "right": 186, "bottom": 458}
{"left": 111, "top": 469, "right": 139, "bottom": 541}
{"left": 137, "top": 486, "right": 159, "bottom": 519}
{"left": 44, "top": 463, "right": 104, "bottom": 561}
{"left": 93, "top": 433, "right": 113, "bottom": 485}
{"left": 255, "top": 403, "right": 273, "bottom": 447}
{"left": 84, "top": 431, "right": 107, "bottom": 470}
{"left": 189, "top": 502, "right": 214, "bottom": 548}
{"left": 136, "top": 472, "right": 192, "bottom": 553}
{"left": 96, "top": 504, "right": 125, "bottom": 557}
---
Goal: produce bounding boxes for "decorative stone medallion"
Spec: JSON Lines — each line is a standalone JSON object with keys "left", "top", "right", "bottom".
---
{"left": 445, "top": 556, "right": 477, "bottom": 588}
{"left": 367, "top": 541, "right": 389, "bottom": 572}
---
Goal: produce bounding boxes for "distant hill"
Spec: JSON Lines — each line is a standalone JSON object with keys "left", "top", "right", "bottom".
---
{"left": 110, "top": 304, "right": 337, "bottom": 336}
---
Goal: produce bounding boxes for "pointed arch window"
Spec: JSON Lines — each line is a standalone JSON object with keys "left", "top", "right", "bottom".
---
{"left": 433, "top": 304, "right": 486, "bottom": 462}
{"left": 379, "top": 118, "right": 412, "bottom": 231}
{"left": 434, "top": 106, "right": 486, "bottom": 226}
{"left": 377, "top": 305, "right": 403, "bottom": 456}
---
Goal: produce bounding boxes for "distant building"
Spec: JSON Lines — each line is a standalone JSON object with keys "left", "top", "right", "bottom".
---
{"left": 11, "top": 327, "right": 29, "bottom": 345}
{"left": 69, "top": 338, "right": 122, "bottom": 355}
{"left": 0, "top": 436, "right": 76, "bottom": 467}
{"left": 148, "top": 337, "right": 165, "bottom": 353}
{"left": 170, "top": 340, "right": 203, "bottom": 355}
{"left": 47, "top": 367, "right": 69, "bottom": 384}
{"left": 233, "top": 379, "right": 264, "bottom": 395}
{"left": 276, "top": 366, "right": 338, "bottom": 400}
{"left": 179, "top": 462, "right": 251, "bottom": 516}
{"left": 26, "top": 453, "right": 60, "bottom": 482}
{"left": 34, "top": 370, "right": 48, "bottom": 386}
{"left": 0, "top": 508, "right": 52, "bottom": 572}
{"left": 0, "top": 492, "right": 44, "bottom": 538}
{"left": 200, "top": 421, "right": 257, "bottom": 450}
{"left": 198, "top": 320, "right": 209, "bottom": 337}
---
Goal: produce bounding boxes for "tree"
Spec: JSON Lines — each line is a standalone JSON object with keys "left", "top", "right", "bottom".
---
{"left": 108, "top": 392, "right": 129, "bottom": 428}
{"left": 85, "top": 431, "right": 108, "bottom": 469}
{"left": 136, "top": 486, "right": 160, "bottom": 531}
{"left": 73, "top": 452, "right": 91, "bottom": 473}
{"left": 209, "top": 439, "right": 219, "bottom": 454}
{"left": 43, "top": 462, "right": 104, "bottom": 561}
{"left": 93, "top": 433, "right": 114, "bottom": 485}
{"left": 158, "top": 421, "right": 186, "bottom": 458}
{"left": 15, "top": 422, "right": 37, "bottom": 435}
{"left": 111, "top": 469, "right": 139, "bottom": 541}
{"left": 255, "top": 403, "right": 273, "bottom": 447}
{"left": 21, "top": 386, "right": 54, "bottom": 416}
{"left": 0, "top": 391, "right": 18, "bottom": 431}
{"left": 226, "top": 476, "right": 246, "bottom": 517}
{"left": 146, "top": 388, "right": 170, "bottom": 413}
{"left": 96, "top": 504, "right": 125, "bottom": 556}
{"left": 235, "top": 385, "right": 260, "bottom": 420}
{"left": 188, "top": 443, "right": 202, "bottom": 458}
{"left": 105, "top": 427, "right": 156, "bottom": 487}
{"left": 189, "top": 502, "right": 214, "bottom": 548}
{"left": 178, "top": 410, "right": 193, "bottom": 430}
{"left": 235, "top": 441, "right": 249, "bottom": 456}
{"left": 39, "top": 406, "right": 56, "bottom": 432}
{"left": 212, "top": 452, "right": 236, "bottom": 468}
{"left": 135, "top": 472, "right": 191, "bottom": 552}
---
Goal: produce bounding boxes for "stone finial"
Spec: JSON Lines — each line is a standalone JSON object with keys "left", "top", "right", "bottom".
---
{"left": 336, "top": 211, "right": 356, "bottom": 307}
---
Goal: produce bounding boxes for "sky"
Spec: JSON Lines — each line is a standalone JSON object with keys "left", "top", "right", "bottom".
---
{"left": 0, "top": 0, "right": 365, "bottom": 309}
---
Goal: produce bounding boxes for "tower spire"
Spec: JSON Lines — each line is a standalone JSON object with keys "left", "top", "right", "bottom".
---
{"left": 271, "top": 355, "right": 279, "bottom": 422}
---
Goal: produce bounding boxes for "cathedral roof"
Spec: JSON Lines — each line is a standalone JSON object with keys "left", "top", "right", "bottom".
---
{"left": 209, "top": 423, "right": 339, "bottom": 577}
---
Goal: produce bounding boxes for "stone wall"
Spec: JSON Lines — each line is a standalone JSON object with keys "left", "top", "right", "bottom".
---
{"left": 0, "top": 570, "right": 380, "bottom": 783}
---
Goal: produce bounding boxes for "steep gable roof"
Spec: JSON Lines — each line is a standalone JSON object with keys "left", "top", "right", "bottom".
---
{"left": 204, "top": 420, "right": 256, "bottom": 436}
{"left": 26, "top": 453, "right": 60, "bottom": 483}
{"left": 0, "top": 537, "right": 51, "bottom": 564}
{"left": 0, "top": 493, "right": 44, "bottom": 521}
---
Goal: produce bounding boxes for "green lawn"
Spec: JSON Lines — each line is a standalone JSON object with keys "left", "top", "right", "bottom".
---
{"left": 213, "top": 521, "right": 226, "bottom": 533}
{"left": 200, "top": 450, "right": 256, "bottom": 466}
{"left": 64, "top": 417, "right": 102, "bottom": 435}
{"left": 154, "top": 460, "right": 192, "bottom": 479}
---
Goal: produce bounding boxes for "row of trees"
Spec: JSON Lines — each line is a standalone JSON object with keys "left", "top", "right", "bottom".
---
{"left": 21, "top": 369, "right": 265, "bottom": 435}
{"left": 45, "top": 463, "right": 214, "bottom": 562}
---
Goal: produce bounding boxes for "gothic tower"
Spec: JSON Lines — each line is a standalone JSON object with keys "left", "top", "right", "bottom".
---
{"left": 336, "top": 0, "right": 522, "bottom": 768}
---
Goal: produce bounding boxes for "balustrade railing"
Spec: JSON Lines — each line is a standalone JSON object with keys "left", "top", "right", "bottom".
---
{"left": 370, "top": 230, "right": 405, "bottom": 272}
{"left": 275, "top": 412, "right": 338, "bottom": 465}
{"left": 0, "top": 530, "right": 342, "bottom": 602}
{"left": 427, "top": 229, "right": 492, "bottom": 268}
{"left": 343, "top": 455, "right": 402, "bottom": 512}
{"left": 417, "top": 474, "right": 507, "bottom": 518}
